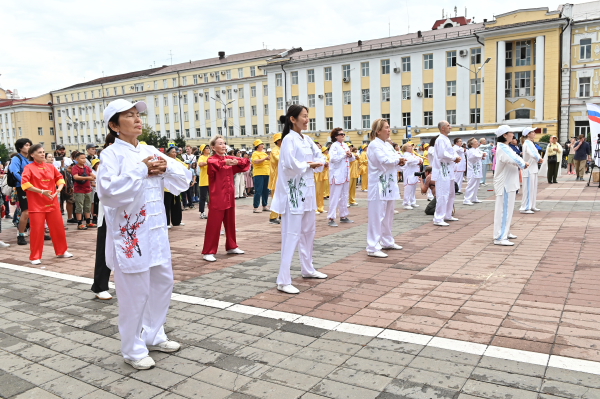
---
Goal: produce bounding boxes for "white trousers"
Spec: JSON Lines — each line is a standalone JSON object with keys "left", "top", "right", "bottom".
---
{"left": 403, "top": 184, "right": 417, "bottom": 206}
{"left": 519, "top": 173, "right": 538, "bottom": 211}
{"left": 113, "top": 261, "right": 173, "bottom": 361}
{"left": 433, "top": 179, "right": 455, "bottom": 223}
{"left": 234, "top": 174, "right": 245, "bottom": 198}
{"left": 454, "top": 171, "right": 464, "bottom": 191}
{"left": 327, "top": 182, "right": 350, "bottom": 220}
{"left": 494, "top": 189, "right": 516, "bottom": 241}
{"left": 366, "top": 199, "right": 396, "bottom": 253}
{"left": 463, "top": 177, "right": 480, "bottom": 203}
{"left": 277, "top": 205, "right": 317, "bottom": 286}
{"left": 427, "top": 188, "right": 434, "bottom": 201}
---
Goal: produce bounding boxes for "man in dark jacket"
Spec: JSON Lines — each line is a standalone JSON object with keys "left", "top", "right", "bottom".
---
{"left": 573, "top": 134, "right": 591, "bottom": 181}
{"left": 7, "top": 138, "right": 32, "bottom": 245}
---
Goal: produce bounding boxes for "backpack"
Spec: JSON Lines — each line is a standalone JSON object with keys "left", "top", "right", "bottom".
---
{"left": 6, "top": 157, "right": 21, "bottom": 188}
{"left": 0, "top": 175, "right": 12, "bottom": 196}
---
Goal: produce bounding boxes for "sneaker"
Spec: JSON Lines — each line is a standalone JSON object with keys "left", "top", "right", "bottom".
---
{"left": 349, "top": 203, "right": 359, "bottom": 207}
{"left": 367, "top": 251, "right": 388, "bottom": 258}
{"left": 200, "top": 213, "right": 207, "bottom": 219}
{"left": 203, "top": 254, "right": 216, "bottom": 262}
{"left": 86, "top": 223, "right": 97, "bottom": 228}
{"left": 44, "top": 234, "right": 51, "bottom": 240}
{"left": 411, "top": 204, "right": 419, "bottom": 208}
{"left": 17, "top": 235, "right": 27, "bottom": 245}
{"left": 262, "top": 206, "right": 270, "bottom": 212}
{"left": 77, "top": 224, "right": 88, "bottom": 230}
{"left": 403, "top": 206, "right": 413, "bottom": 210}
{"left": 277, "top": 284, "right": 300, "bottom": 294}
{"left": 95, "top": 291, "right": 112, "bottom": 300}
{"left": 0, "top": 241, "right": 9, "bottom": 248}
{"left": 124, "top": 356, "right": 155, "bottom": 370}
{"left": 445, "top": 217, "right": 459, "bottom": 221}
{"left": 494, "top": 240, "right": 514, "bottom": 246}
{"left": 339, "top": 217, "right": 353, "bottom": 223}
{"left": 31, "top": 259, "right": 41, "bottom": 265}
{"left": 67, "top": 218, "right": 78, "bottom": 224}
{"left": 147, "top": 339, "right": 181, "bottom": 353}
{"left": 168, "top": 226, "right": 172, "bottom": 229}
{"left": 269, "top": 218, "right": 281, "bottom": 224}
{"left": 220, "top": 230, "right": 224, "bottom": 235}
{"left": 226, "top": 248, "right": 245, "bottom": 254}
{"left": 532, "top": 207, "right": 541, "bottom": 212}
{"left": 328, "top": 219, "right": 338, "bottom": 227}
{"left": 480, "top": 183, "right": 488, "bottom": 186}
{"left": 393, "top": 210, "right": 399, "bottom": 214}
{"left": 301, "top": 271, "right": 328, "bottom": 278}
{"left": 463, "top": 201, "right": 474, "bottom": 206}
{"left": 520, "top": 210, "right": 534, "bottom": 214}
{"left": 382, "top": 243, "right": 403, "bottom": 250}
{"left": 434, "top": 221, "right": 450, "bottom": 227}
{"left": 57, "top": 252, "right": 73, "bottom": 258}
{"left": 473, "top": 199, "right": 482, "bottom": 203}
{"left": 179, "top": 223, "right": 185, "bottom": 226}
{"left": 508, "top": 233, "right": 518, "bottom": 239}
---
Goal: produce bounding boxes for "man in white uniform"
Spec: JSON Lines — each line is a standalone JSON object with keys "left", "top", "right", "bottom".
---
{"left": 432, "top": 121, "right": 461, "bottom": 226}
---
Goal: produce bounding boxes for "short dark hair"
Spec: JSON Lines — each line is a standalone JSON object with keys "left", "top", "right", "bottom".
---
{"left": 329, "top": 127, "right": 343, "bottom": 142}
{"left": 166, "top": 147, "right": 177, "bottom": 154}
{"left": 15, "top": 138, "right": 32, "bottom": 153}
{"left": 425, "top": 166, "right": 432, "bottom": 174}
{"left": 453, "top": 137, "right": 461, "bottom": 144}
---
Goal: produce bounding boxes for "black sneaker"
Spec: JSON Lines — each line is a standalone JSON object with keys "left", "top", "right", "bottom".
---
{"left": 17, "top": 235, "right": 27, "bottom": 245}
{"left": 269, "top": 218, "right": 280, "bottom": 224}
{"left": 44, "top": 235, "right": 51, "bottom": 241}
{"left": 67, "top": 218, "right": 78, "bottom": 224}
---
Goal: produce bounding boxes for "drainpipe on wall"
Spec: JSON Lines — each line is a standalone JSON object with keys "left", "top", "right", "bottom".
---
{"left": 281, "top": 64, "right": 288, "bottom": 112}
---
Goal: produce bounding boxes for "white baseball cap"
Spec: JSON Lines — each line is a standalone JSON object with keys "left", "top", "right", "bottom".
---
{"left": 103, "top": 99, "right": 147, "bottom": 129}
{"left": 495, "top": 125, "right": 512, "bottom": 137}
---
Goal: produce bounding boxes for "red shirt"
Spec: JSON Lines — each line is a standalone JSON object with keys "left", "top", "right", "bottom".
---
{"left": 20, "top": 161, "right": 65, "bottom": 213}
{"left": 71, "top": 164, "right": 93, "bottom": 194}
{"left": 207, "top": 155, "right": 250, "bottom": 210}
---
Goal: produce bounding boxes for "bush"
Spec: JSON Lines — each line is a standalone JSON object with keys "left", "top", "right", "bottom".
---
{"left": 538, "top": 134, "right": 551, "bottom": 143}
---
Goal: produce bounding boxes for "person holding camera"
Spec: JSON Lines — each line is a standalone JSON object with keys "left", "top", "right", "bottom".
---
{"left": 420, "top": 166, "right": 436, "bottom": 215}
{"left": 463, "top": 138, "right": 486, "bottom": 205}
{"left": 401, "top": 142, "right": 422, "bottom": 210}
{"left": 432, "top": 121, "right": 461, "bottom": 226}
{"left": 519, "top": 127, "right": 542, "bottom": 213}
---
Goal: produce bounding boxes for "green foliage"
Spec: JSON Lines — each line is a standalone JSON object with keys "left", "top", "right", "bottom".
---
{"left": 173, "top": 136, "right": 187, "bottom": 148}
{"left": 139, "top": 125, "right": 168, "bottom": 149}
{"left": 0, "top": 143, "right": 9, "bottom": 164}
{"left": 538, "top": 134, "right": 551, "bottom": 143}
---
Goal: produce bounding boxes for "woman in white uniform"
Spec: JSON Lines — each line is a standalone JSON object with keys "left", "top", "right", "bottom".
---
{"left": 271, "top": 105, "right": 326, "bottom": 294}
{"left": 97, "top": 99, "right": 192, "bottom": 370}
{"left": 493, "top": 125, "right": 529, "bottom": 246}
{"left": 327, "top": 127, "right": 355, "bottom": 227}
{"left": 366, "top": 118, "right": 406, "bottom": 258}
{"left": 519, "top": 127, "right": 542, "bottom": 214}
{"left": 463, "top": 138, "right": 485, "bottom": 205}
{"left": 401, "top": 142, "right": 422, "bottom": 210}
{"left": 453, "top": 138, "right": 466, "bottom": 193}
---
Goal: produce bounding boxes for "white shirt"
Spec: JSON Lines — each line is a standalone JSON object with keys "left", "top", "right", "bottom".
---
{"left": 367, "top": 137, "right": 402, "bottom": 201}
{"left": 53, "top": 157, "right": 72, "bottom": 170}
{"left": 97, "top": 139, "right": 191, "bottom": 273}
{"left": 494, "top": 142, "right": 526, "bottom": 195}
{"left": 271, "top": 131, "right": 325, "bottom": 215}
{"left": 182, "top": 153, "right": 197, "bottom": 165}
{"left": 453, "top": 145, "right": 466, "bottom": 172}
{"left": 433, "top": 134, "right": 458, "bottom": 182}
{"left": 522, "top": 140, "right": 540, "bottom": 176}
{"left": 402, "top": 151, "right": 421, "bottom": 185}
{"left": 466, "top": 148, "right": 483, "bottom": 179}
{"left": 328, "top": 141, "right": 354, "bottom": 185}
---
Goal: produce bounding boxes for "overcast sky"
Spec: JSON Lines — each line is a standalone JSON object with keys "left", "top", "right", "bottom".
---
{"left": 2, "top": 0, "right": 591, "bottom": 98}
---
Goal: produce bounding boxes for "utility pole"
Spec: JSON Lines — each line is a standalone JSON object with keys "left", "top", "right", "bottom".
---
{"left": 456, "top": 57, "right": 491, "bottom": 130}
{"left": 169, "top": 50, "right": 173, "bottom": 65}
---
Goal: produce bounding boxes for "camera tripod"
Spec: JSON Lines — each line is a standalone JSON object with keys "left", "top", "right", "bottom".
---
{"left": 586, "top": 135, "right": 600, "bottom": 188}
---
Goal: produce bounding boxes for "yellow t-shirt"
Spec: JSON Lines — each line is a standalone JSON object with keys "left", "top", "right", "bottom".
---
{"left": 198, "top": 155, "right": 209, "bottom": 186}
{"left": 251, "top": 151, "right": 270, "bottom": 176}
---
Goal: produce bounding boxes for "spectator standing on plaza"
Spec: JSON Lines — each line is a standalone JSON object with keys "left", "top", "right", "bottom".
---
{"left": 164, "top": 147, "right": 185, "bottom": 227}
{"left": 520, "top": 127, "right": 542, "bottom": 214}
{"left": 243, "top": 152, "right": 253, "bottom": 197}
{"left": 268, "top": 134, "right": 282, "bottom": 224}
{"left": 572, "top": 134, "right": 591, "bottom": 181}
{"left": 327, "top": 128, "right": 355, "bottom": 227}
{"left": 463, "top": 138, "right": 485, "bottom": 205}
{"left": 348, "top": 147, "right": 359, "bottom": 206}
{"left": 71, "top": 153, "right": 96, "bottom": 230}
{"left": 565, "top": 137, "right": 575, "bottom": 175}
{"left": 271, "top": 106, "right": 326, "bottom": 294}
{"left": 359, "top": 144, "right": 368, "bottom": 191}
{"left": 493, "top": 125, "right": 528, "bottom": 246}
{"left": 97, "top": 99, "right": 191, "bottom": 370}
{"left": 197, "top": 144, "right": 210, "bottom": 219}
{"left": 8, "top": 138, "right": 32, "bottom": 245}
{"left": 479, "top": 138, "right": 493, "bottom": 186}
{"left": 453, "top": 138, "right": 465, "bottom": 194}
{"left": 251, "top": 139, "right": 270, "bottom": 213}
{"left": 433, "top": 121, "right": 461, "bottom": 227}
{"left": 540, "top": 136, "right": 562, "bottom": 184}
{"left": 181, "top": 145, "right": 196, "bottom": 208}
{"left": 21, "top": 144, "right": 71, "bottom": 264}
{"left": 401, "top": 142, "right": 422, "bottom": 210}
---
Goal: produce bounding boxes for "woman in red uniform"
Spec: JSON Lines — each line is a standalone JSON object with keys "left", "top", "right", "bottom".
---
{"left": 202, "top": 135, "right": 250, "bottom": 262}
{"left": 21, "top": 144, "right": 73, "bottom": 265}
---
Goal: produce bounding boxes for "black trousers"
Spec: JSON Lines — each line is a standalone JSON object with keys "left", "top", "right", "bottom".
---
{"left": 164, "top": 192, "right": 182, "bottom": 226}
{"left": 547, "top": 161, "right": 559, "bottom": 183}
{"left": 91, "top": 217, "right": 110, "bottom": 293}
{"left": 198, "top": 186, "right": 209, "bottom": 213}
{"left": 181, "top": 187, "right": 193, "bottom": 208}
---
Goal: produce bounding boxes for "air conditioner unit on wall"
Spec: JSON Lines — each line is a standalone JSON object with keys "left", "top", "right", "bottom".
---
{"left": 233, "top": 89, "right": 238, "bottom": 92}
{"left": 416, "top": 92, "right": 423, "bottom": 98}
{"left": 393, "top": 67, "right": 401, "bottom": 73}
{"left": 210, "top": 73, "right": 214, "bottom": 77}
{"left": 342, "top": 77, "right": 350, "bottom": 83}
{"left": 459, "top": 50, "right": 468, "bottom": 57}
{"left": 318, "top": 94, "right": 324, "bottom": 99}
{"left": 222, "top": 90, "right": 226, "bottom": 94}
{"left": 198, "top": 74, "right": 203, "bottom": 78}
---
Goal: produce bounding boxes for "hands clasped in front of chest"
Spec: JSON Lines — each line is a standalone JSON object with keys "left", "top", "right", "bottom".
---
{"left": 143, "top": 156, "right": 168, "bottom": 176}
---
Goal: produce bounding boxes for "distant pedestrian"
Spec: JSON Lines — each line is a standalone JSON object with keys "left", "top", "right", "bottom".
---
{"left": 572, "top": 134, "right": 591, "bottom": 181}
{"left": 8, "top": 138, "right": 32, "bottom": 245}
{"left": 540, "top": 136, "right": 562, "bottom": 184}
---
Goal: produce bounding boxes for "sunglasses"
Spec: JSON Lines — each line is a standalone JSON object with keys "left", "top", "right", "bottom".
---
{"left": 337, "top": 133, "right": 345, "bottom": 137}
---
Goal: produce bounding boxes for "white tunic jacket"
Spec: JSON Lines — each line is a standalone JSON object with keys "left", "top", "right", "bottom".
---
{"left": 271, "top": 131, "right": 325, "bottom": 215}
{"left": 466, "top": 148, "right": 483, "bottom": 179}
{"left": 97, "top": 139, "right": 191, "bottom": 273}
{"left": 453, "top": 145, "right": 466, "bottom": 172}
{"left": 493, "top": 143, "right": 526, "bottom": 195}
{"left": 402, "top": 152, "right": 420, "bottom": 186}
{"left": 367, "top": 137, "right": 402, "bottom": 201}
{"left": 521, "top": 140, "right": 540, "bottom": 177}
{"left": 328, "top": 141, "right": 354, "bottom": 185}
{"left": 433, "top": 135, "right": 457, "bottom": 182}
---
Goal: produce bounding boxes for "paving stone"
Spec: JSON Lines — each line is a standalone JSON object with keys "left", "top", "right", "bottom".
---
{"left": 327, "top": 367, "right": 393, "bottom": 391}
{"left": 234, "top": 345, "right": 288, "bottom": 365}
{"left": 171, "top": 378, "right": 232, "bottom": 399}
{"left": 266, "top": 330, "right": 317, "bottom": 346}
{"left": 311, "top": 378, "right": 380, "bottom": 399}
{"left": 243, "top": 315, "right": 289, "bottom": 330}
{"left": 40, "top": 354, "right": 89, "bottom": 373}
{"left": 96, "top": 354, "right": 139, "bottom": 376}
{"left": 11, "top": 363, "right": 63, "bottom": 385}
{"left": 408, "top": 356, "right": 476, "bottom": 379}
{"left": 417, "top": 347, "right": 481, "bottom": 366}
{"left": 212, "top": 330, "right": 262, "bottom": 346}
{"left": 193, "top": 366, "right": 252, "bottom": 391}
{"left": 343, "top": 357, "right": 404, "bottom": 378}
{"left": 155, "top": 355, "right": 207, "bottom": 377}
{"left": 229, "top": 322, "right": 275, "bottom": 338}
{"left": 11, "top": 387, "right": 62, "bottom": 399}
{"left": 280, "top": 322, "right": 328, "bottom": 338}
{"left": 104, "top": 376, "right": 164, "bottom": 399}
{"left": 176, "top": 346, "right": 227, "bottom": 364}
{"left": 224, "top": 393, "right": 261, "bottom": 399}
{"left": 214, "top": 354, "right": 271, "bottom": 378}
{"left": 130, "top": 366, "right": 188, "bottom": 389}
{"left": 240, "top": 379, "right": 304, "bottom": 399}
{"left": 0, "top": 350, "right": 35, "bottom": 372}
{"left": 541, "top": 379, "right": 600, "bottom": 398}
{"left": 396, "top": 367, "right": 466, "bottom": 391}
{"left": 261, "top": 367, "right": 321, "bottom": 390}
{"left": 383, "top": 378, "right": 460, "bottom": 399}
{"left": 40, "top": 375, "right": 98, "bottom": 399}
{"left": 150, "top": 392, "right": 189, "bottom": 399}
{"left": 309, "top": 339, "right": 363, "bottom": 355}
{"left": 544, "top": 367, "right": 600, "bottom": 389}
{"left": 64, "top": 345, "right": 113, "bottom": 364}
{"left": 0, "top": 373, "right": 37, "bottom": 398}
{"left": 68, "top": 364, "right": 123, "bottom": 388}
{"left": 78, "top": 389, "right": 122, "bottom": 399}
{"left": 477, "top": 356, "right": 546, "bottom": 378}
{"left": 354, "top": 346, "right": 414, "bottom": 366}
{"left": 367, "top": 337, "right": 424, "bottom": 355}
{"left": 462, "top": 380, "right": 538, "bottom": 399}
{"left": 277, "top": 356, "right": 339, "bottom": 378}
{"left": 250, "top": 337, "right": 304, "bottom": 356}
{"left": 470, "top": 366, "right": 542, "bottom": 391}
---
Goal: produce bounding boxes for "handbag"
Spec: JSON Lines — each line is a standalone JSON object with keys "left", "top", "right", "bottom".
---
{"left": 548, "top": 155, "right": 557, "bottom": 163}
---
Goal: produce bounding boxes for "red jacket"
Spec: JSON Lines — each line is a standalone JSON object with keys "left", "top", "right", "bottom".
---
{"left": 207, "top": 155, "right": 250, "bottom": 210}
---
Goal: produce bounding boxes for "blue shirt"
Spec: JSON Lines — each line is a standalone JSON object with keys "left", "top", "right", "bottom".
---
{"left": 7, "top": 154, "right": 31, "bottom": 188}
{"left": 573, "top": 140, "right": 591, "bottom": 161}
{"left": 509, "top": 143, "right": 521, "bottom": 156}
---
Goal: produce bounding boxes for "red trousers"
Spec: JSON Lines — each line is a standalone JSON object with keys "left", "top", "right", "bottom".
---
{"left": 202, "top": 206, "right": 237, "bottom": 255}
{"left": 29, "top": 211, "right": 67, "bottom": 261}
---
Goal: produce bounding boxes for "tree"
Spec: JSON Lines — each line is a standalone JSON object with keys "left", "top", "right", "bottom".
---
{"left": 138, "top": 125, "right": 168, "bottom": 149}
{"left": 173, "top": 136, "right": 187, "bottom": 148}
{"left": 0, "top": 143, "right": 9, "bottom": 164}
{"left": 538, "top": 134, "right": 551, "bottom": 143}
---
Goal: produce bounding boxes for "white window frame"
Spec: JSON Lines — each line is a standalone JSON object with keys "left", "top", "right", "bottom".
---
{"left": 362, "top": 89, "right": 370, "bottom": 103}
{"left": 381, "top": 87, "right": 390, "bottom": 102}
{"left": 343, "top": 116, "right": 352, "bottom": 130}
{"left": 423, "top": 54, "right": 433, "bottom": 70}
{"left": 307, "top": 69, "right": 315, "bottom": 83}
{"left": 447, "top": 81, "right": 457, "bottom": 96}
{"left": 361, "top": 62, "right": 369, "bottom": 77}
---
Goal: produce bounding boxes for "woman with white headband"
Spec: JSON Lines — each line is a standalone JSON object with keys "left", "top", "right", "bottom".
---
{"left": 519, "top": 127, "right": 542, "bottom": 214}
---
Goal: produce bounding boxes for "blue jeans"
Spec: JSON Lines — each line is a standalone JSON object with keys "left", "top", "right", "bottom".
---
{"left": 253, "top": 175, "right": 269, "bottom": 208}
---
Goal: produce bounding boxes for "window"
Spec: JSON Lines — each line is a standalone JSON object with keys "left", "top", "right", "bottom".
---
{"left": 362, "top": 89, "right": 370, "bottom": 103}
{"left": 205, "top": 110, "right": 210, "bottom": 119}
{"left": 183, "top": 94, "right": 188, "bottom": 104}
{"left": 423, "top": 54, "right": 433, "bottom": 70}
{"left": 362, "top": 115, "right": 370, "bottom": 129}
{"left": 238, "top": 88, "right": 244, "bottom": 99}
{"left": 342, "top": 64, "right": 351, "bottom": 79}
{"left": 182, "top": 76, "right": 187, "bottom": 85}
{"left": 217, "top": 127, "right": 222, "bottom": 135}
{"left": 446, "top": 110, "right": 456, "bottom": 125}
{"left": 361, "top": 62, "right": 369, "bottom": 77}
{"left": 263, "top": 85, "right": 268, "bottom": 96}
{"left": 195, "top": 128, "right": 201, "bottom": 137}
{"left": 228, "top": 126, "right": 234, "bottom": 136}
{"left": 251, "top": 86, "right": 256, "bottom": 97}
{"left": 239, "top": 107, "right": 245, "bottom": 117}
{"left": 276, "top": 73, "right": 283, "bottom": 86}
{"left": 424, "top": 83, "right": 433, "bottom": 98}
{"left": 423, "top": 111, "right": 433, "bottom": 126}
{"left": 277, "top": 120, "right": 283, "bottom": 132}
{"left": 381, "top": 114, "right": 390, "bottom": 124}
{"left": 447, "top": 51, "right": 456, "bottom": 67}
{"left": 173, "top": 94, "right": 178, "bottom": 106}
{"left": 163, "top": 79, "right": 167, "bottom": 88}
{"left": 77, "top": 93, "right": 81, "bottom": 100}
{"left": 215, "top": 73, "right": 220, "bottom": 82}
{"left": 56, "top": 97, "right": 60, "bottom": 104}
{"left": 307, "top": 69, "right": 315, "bottom": 83}
{"left": 250, "top": 66, "right": 256, "bottom": 77}
{"left": 309, "top": 118, "right": 316, "bottom": 130}
{"left": 251, "top": 105, "right": 257, "bottom": 116}
{"left": 447, "top": 81, "right": 456, "bottom": 96}
{"left": 265, "top": 124, "right": 269, "bottom": 134}
{"left": 381, "top": 87, "right": 390, "bottom": 102}
{"left": 50, "top": 127, "right": 54, "bottom": 136}
{"left": 186, "top": 129, "right": 190, "bottom": 138}
{"left": 515, "top": 71, "right": 531, "bottom": 96}
{"left": 38, "top": 127, "right": 43, "bottom": 136}
{"left": 343, "top": 116, "right": 352, "bottom": 129}
{"left": 206, "top": 127, "right": 212, "bottom": 137}
{"left": 343, "top": 91, "right": 351, "bottom": 104}
{"left": 226, "top": 70, "right": 231, "bottom": 79}
{"left": 470, "top": 108, "right": 480, "bottom": 124}
{"left": 513, "top": 109, "right": 530, "bottom": 119}
{"left": 291, "top": 96, "right": 299, "bottom": 105}
{"left": 515, "top": 41, "right": 531, "bottom": 66}
{"left": 505, "top": 42, "right": 513, "bottom": 67}
{"left": 308, "top": 94, "right": 315, "bottom": 108}
{"left": 227, "top": 89, "right": 232, "bottom": 100}
{"left": 326, "top": 117, "right": 333, "bottom": 130}
{"left": 174, "top": 113, "right": 179, "bottom": 123}
{"left": 402, "top": 85, "right": 411, "bottom": 100}
{"left": 579, "top": 77, "right": 591, "bottom": 97}
{"left": 264, "top": 104, "right": 269, "bottom": 115}
{"left": 580, "top": 38, "right": 592, "bottom": 59}
{"left": 84, "top": 92, "right": 88, "bottom": 99}
{"left": 381, "top": 59, "right": 390, "bottom": 74}
{"left": 291, "top": 71, "right": 298, "bottom": 84}
{"left": 277, "top": 97, "right": 283, "bottom": 110}
{"left": 194, "top": 93, "right": 198, "bottom": 103}
{"left": 59, "top": 123, "right": 62, "bottom": 131}
{"left": 324, "top": 67, "right": 332, "bottom": 81}
{"left": 113, "top": 88, "right": 117, "bottom": 96}
{"left": 195, "top": 110, "right": 199, "bottom": 121}
{"left": 155, "top": 114, "right": 161, "bottom": 124}
{"left": 238, "top": 68, "right": 243, "bottom": 78}
{"left": 471, "top": 48, "right": 482, "bottom": 65}
{"left": 470, "top": 78, "right": 481, "bottom": 95}
{"left": 184, "top": 112, "right": 188, "bottom": 122}
{"left": 204, "top": 92, "right": 209, "bottom": 101}
{"left": 325, "top": 93, "right": 332, "bottom": 106}
{"left": 163, "top": 97, "right": 168, "bottom": 106}
{"left": 252, "top": 125, "right": 258, "bottom": 135}
{"left": 164, "top": 114, "right": 169, "bottom": 123}
{"left": 49, "top": 112, "right": 53, "bottom": 121}
{"left": 216, "top": 109, "right": 221, "bottom": 119}
{"left": 505, "top": 73, "right": 512, "bottom": 97}
{"left": 193, "top": 75, "right": 198, "bottom": 85}
{"left": 240, "top": 126, "right": 246, "bottom": 136}
{"left": 172, "top": 78, "right": 177, "bottom": 87}
{"left": 91, "top": 91, "right": 94, "bottom": 99}
{"left": 575, "top": 121, "right": 591, "bottom": 137}
{"left": 204, "top": 74, "right": 208, "bottom": 83}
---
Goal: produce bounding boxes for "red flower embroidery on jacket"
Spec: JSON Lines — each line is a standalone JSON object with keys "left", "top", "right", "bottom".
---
{"left": 119, "top": 205, "right": 147, "bottom": 259}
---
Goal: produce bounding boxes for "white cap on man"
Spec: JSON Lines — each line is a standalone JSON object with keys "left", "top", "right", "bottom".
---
{"left": 103, "top": 99, "right": 147, "bottom": 130}
{"left": 495, "top": 125, "right": 511, "bottom": 137}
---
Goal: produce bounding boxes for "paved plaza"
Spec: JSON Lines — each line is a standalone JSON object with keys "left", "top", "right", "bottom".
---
{"left": 1, "top": 172, "right": 600, "bottom": 398}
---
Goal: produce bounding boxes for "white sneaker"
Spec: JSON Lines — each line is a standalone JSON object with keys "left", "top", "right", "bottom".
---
{"left": 411, "top": 204, "right": 419, "bottom": 208}
{"left": 0, "top": 241, "right": 9, "bottom": 248}
{"left": 124, "top": 356, "right": 155, "bottom": 370}
{"left": 31, "top": 259, "right": 41, "bottom": 265}
{"left": 168, "top": 226, "right": 172, "bottom": 229}
{"left": 494, "top": 240, "right": 514, "bottom": 246}
{"left": 403, "top": 206, "right": 413, "bottom": 210}
{"left": 178, "top": 222, "right": 185, "bottom": 226}
{"left": 203, "top": 254, "right": 216, "bottom": 262}
{"left": 463, "top": 201, "right": 474, "bottom": 206}
{"left": 349, "top": 203, "right": 359, "bottom": 207}
{"left": 393, "top": 210, "right": 399, "bottom": 214}
{"left": 367, "top": 251, "right": 388, "bottom": 258}
{"left": 301, "top": 271, "right": 327, "bottom": 279}
{"left": 220, "top": 230, "right": 224, "bottom": 235}
{"left": 226, "top": 248, "right": 245, "bottom": 254}
{"left": 434, "top": 221, "right": 450, "bottom": 226}
{"left": 382, "top": 244, "right": 403, "bottom": 250}
{"left": 57, "top": 251, "right": 73, "bottom": 258}
{"left": 147, "top": 339, "right": 181, "bottom": 353}
{"left": 95, "top": 291, "right": 112, "bottom": 300}
{"left": 508, "top": 233, "right": 517, "bottom": 239}
{"left": 532, "top": 207, "right": 541, "bottom": 212}
{"left": 520, "top": 210, "right": 534, "bottom": 214}
{"left": 473, "top": 199, "right": 482, "bottom": 203}
{"left": 277, "top": 284, "right": 300, "bottom": 294}
{"left": 445, "top": 217, "right": 459, "bottom": 221}
{"left": 480, "top": 183, "right": 488, "bottom": 186}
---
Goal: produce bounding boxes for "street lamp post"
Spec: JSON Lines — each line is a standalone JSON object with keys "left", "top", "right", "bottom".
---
{"left": 210, "top": 94, "right": 235, "bottom": 141}
{"left": 64, "top": 115, "right": 80, "bottom": 152}
{"left": 456, "top": 57, "right": 491, "bottom": 131}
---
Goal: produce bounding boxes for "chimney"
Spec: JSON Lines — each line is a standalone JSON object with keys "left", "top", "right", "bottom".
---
{"left": 417, "top": 31, "right": 422, "bottom": 38}
{"left": 483, "top": 18, "right": 487, "bottom": 22}
{"left": 218, "top": 51, "right": 225, "bottom": 59}
{"left": 358, "top": 40, "right": 363, "bottom": 46}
